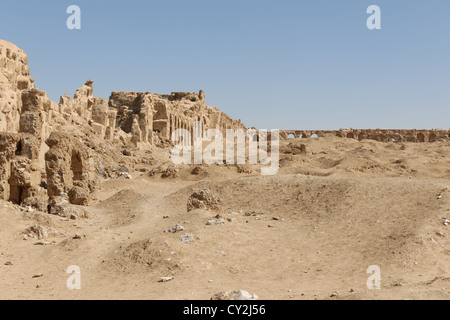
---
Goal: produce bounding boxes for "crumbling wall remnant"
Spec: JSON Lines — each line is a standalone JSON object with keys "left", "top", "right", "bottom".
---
{"left": 280, "top": 129, "right": 450, "bottom": 143}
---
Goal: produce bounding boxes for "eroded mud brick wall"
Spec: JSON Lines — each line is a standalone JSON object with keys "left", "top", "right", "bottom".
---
{"left": 280, "top": 129, "right": 450, "bottom": 143}
{"left": 109, "top": 90, "right": 246, "bottom": 146}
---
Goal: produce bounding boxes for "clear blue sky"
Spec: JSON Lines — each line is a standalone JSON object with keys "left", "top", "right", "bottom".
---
{"left": 1, "top": 0, "right": 449, "bottom": 130}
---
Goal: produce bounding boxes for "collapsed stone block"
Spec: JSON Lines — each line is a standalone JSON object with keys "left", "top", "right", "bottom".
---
{"left": 48, "top": 196, "right": 89, "bottom": 219}
{"left": 187, "top": 189, "right": 223, "bottom": 212}
{"left": 24, "top": 224, "right": 58, "bottom": 240}
{"left": 21, "top": 196, "right": 48, "bottom": 212}
{"left": 68, "top": 186, "right": 89, "bottom": 206}
{"left": 19, "top": 112, "right": 42, "bottom": 137}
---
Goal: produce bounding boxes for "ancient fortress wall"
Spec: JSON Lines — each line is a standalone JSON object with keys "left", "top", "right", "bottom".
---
{"left": 280, "top": 129, "right": 450, "bottom": 143}
{"left": 0, "top": 40, "right": 245, "bottom": 213}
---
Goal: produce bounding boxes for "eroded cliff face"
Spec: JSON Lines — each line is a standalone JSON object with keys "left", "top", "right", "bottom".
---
{"left": 0, "top": 40, "right": 246, "bottom": 215}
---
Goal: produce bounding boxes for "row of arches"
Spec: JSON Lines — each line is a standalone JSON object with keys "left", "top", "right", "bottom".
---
{"left": 282, "top": 130, "right": 449, "bottom": 143}
{"left": 287, "top": 133, "right": 318, "bottom": 139}
{"left": 168, "top": 114, "right": 208, "bottom": 143}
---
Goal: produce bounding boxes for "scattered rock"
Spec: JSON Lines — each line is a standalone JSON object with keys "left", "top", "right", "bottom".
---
{"left": 118, "top": 172, "right": 132, "bottom": 179}
{"left": 161, "top": 165, "right": 179, "bottom": 179}
{"left": 103, "top": 164, "right": 131, "bottom": 179}
{"left": 24, "top": 224, "right": 58, "bottom": 240}
{"left": 206, "top": 219, "right": 225, "bottom": 226}
{"left": 191, "top": 166, "right": 203, "bottom": 175}
{"left": 179, "top": 233, "right": 195, "bottom": 244}
{"left": 236, "top": 164, "right": 252, "bottom": 174}
{"left": 122, "top": 149, "right": 134, "bottom": 157}
{"left": 148, "top": 168, "right": 161, "bottom": 177}
{"left": 21, "top": 197, "right": 48, "bottom": 212}
{"left": 229, "top": 266, "right": 239, "bottom": 274}
{"left": 68, "top": 186, "right": 89, "bottom": 205}
{"left": 164, "top": 225, "right": 185, "bottom": 233}
{"left": 34, "top": 241, "right": 57, "bottom": 246}
{"left": 48, "top": 197, "right": 89, "bottom": 220}
{"left": 211, "top": 290, "right": 259, "bottom": 301}
{"left": 158, "top": 276, "right": 174, "bottom": 283}
{"left": 187, "top": 189, "right": 222, "bottom": 212}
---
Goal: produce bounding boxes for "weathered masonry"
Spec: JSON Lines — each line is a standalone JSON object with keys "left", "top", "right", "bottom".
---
{"left": 280, "top": 129, "right": 450, "bottom": 143}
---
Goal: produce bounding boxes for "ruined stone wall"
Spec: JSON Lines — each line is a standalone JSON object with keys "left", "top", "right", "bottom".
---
{"left": 109, "top": 90, "right": 246, "bottom": 146}
{"left": 0, "top": 40, "right": 35, "bottom": 133}
{"left": 0, "top": 40, "right": 247, "bottom": 213}
{"left": 280, "top": 129, "right": 450, "bottom": 143}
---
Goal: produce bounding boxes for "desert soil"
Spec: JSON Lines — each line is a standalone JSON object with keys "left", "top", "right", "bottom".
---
{"left": 0, "top": 136, "right": 449, "bottom": 300}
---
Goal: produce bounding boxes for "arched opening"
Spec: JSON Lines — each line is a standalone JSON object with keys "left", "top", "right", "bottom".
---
{"left": 311, "top": 134, "right": 318, "bottom": 139}
{"left": 288, "top": 134, "right": 295, "bottom": 139}
{"left": 417, "top": 133, "right": 425, "bottom": 143}
{"left": 15, "top": 140, "right": 22, "bottom": 156}
{"left": 71, "top": 150, "right": 83, "bottom": 182}
{"left": 429, "top": 133, "right": 437, "bottom": 142}
{"left": 392, "top": 133, "right": 401, "bottom": 143}
{"left": 9, "top": 186, "right": 23, "bottom": 205}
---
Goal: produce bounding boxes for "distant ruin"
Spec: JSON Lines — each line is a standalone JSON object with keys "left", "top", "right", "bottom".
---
{"left": 280, "top": 129, "right": 450, "bottom": 143}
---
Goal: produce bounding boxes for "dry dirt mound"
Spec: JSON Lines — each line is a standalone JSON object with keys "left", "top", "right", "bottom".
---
{"left": 187, "top": 189, "right": 223, "bottom": 212}
{"left": 278, "top": 137, "right": 450, "bottom": 179}
{"left": 92, "top": 188, "right": 147, "bottom": 227}
{"left": 97, "top": 188, "right": 146, "bottom": 209}
{"left": 104, "top": 238, "right": 183, "bottom": 276}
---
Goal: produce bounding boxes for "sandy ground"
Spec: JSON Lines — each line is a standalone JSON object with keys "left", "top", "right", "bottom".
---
{"left": 0, "top": 136, "right": 449, "bottom": 300}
